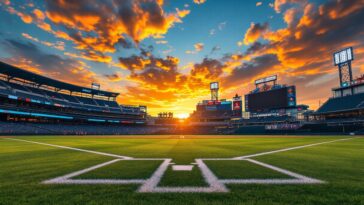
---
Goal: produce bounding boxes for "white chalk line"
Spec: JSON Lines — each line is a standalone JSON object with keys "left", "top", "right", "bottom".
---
{"left": 43, "top": 158, "right": 167, "bottom": 185}
{"left": 195, "top": 159, "right": 228, "bottom": 192}
{"left": 138, "top": 159, "right": 172, "bottom": 192}
{"left": 232, "top": 137, "right": 358, "bottom": 160}
{"left": 172, "top": 165, "right": 194, "bottom": 171}
{"left": 215, "top": 158, "right": 323, "bottom": 185}
{"left": 6, "top": 136, "right": 359, "bottom": 192}
{"left": 4, "top": 138, "right": 133, "bottom": 159}
{"left": 43, "top": 158, "right": 122, "bottom": 184}
{"left": 138, "top": 159, "right": 228, "bottom": 193}
{"left": 246, "top": 159, "right": 315, "bottom": 180}
{"left": 220, "top": 179, "right": 321, "bottom": 184}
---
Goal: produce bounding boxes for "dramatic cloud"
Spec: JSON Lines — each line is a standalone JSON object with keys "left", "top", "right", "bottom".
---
{"left": 242, "top": 22, "right": 269, "bottom": 45}
{"left": 64, "top": 51, "right": 112, "bottom": 63}
{"left": 6, "top": 6, "right": 33, "bottom": 23}
{"left": 3, "top": 0, "right": 189, "bottom": 63}
{"left": 1, "top": 39, "right": 96, "bottom": 86}
{"left": 116, "top": 50, "right": 244, "bottom": 112}
{"left": 223, "top": 54, "right": 280, "bottom": 88}
{"left": 43, "top": 0, "right": 189, "bottom": 53}
{"left": 22, "top": 33, "right": 65, "bottom": 51}
{"left": 190, "top": 58, "right": 224, "bottom": 80}
{"left": 274, "top": 0, "right": 307, "bottom": 13}
{"left": 237, "top": 0, "right": 364, "bottom": 108}
{"left": 104, "top": 73, "right": 122, "bottom": 82}
{"left": 125, "top": 55, "right": 186, "bottom": 90}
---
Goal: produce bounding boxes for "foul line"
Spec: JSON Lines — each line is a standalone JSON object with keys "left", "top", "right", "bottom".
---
{"left": 43, "top": 158, "right": 147, "bottom": 185}
{"left": 4, "top": 138, "right": 133, "bottom": 159}
{"left": 233, "top": 137, "right": 358, "bottom": 160}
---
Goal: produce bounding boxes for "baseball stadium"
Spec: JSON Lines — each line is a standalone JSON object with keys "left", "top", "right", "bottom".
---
{"left": 0, "top": 0, "right": 364, "bottom": 205}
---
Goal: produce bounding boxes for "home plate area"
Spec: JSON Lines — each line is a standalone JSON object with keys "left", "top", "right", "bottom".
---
{"left": 42, "top": 157, "right": 324, "bottom": 193}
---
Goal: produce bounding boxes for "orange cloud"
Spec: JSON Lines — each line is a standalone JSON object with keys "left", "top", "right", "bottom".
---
{"left": 194, "top": 43, "right": 204, "bottom": 52}
{"left": 64, "top": 51, "right": 112, "bottom": 63}
{"left": 33, "top": 9, "right": 45, "bottom": 20}
{"left": 3, "top": 0, "right": 189, "bottom": 63}
{"left": 273, "top": 0, "right": 307, "bottom": 13}
{"left": 243, "top": 22, "right": 269, "bottom": 45}
{"left": 43, "top": 0, "right": 190, "bottom": 54}
{"left": 233, "top": 0, "right": 364, "bottom": 111}
{"left": 186, "top": 43, "right": 204, "bottom": 54}
{"left": 22, "top": 33, "right": 65, "bottom": 51}
{"left": 7, "top": 6, "right": 33, "bottom": 23}
{"left": 104, "top": 73, "right": 122, "bottom": 82}
{"left": 1, "top": 39, "right": 96, "bottom": 86}
{"left": 193, "top": 0, "right": 207, "bottom": 5}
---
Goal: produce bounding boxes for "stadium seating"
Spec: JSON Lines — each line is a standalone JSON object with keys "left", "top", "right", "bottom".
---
{"left": 0, "top": 61, "right": 146, "bottom": 125}
{"left": 0, "top": 121, "right": 158, "bottom": 135}
{"left": 232, "top": 115, "right": 293, "bottom": 125}
{"left": 316, "top": 92, "right": 364, "bottom": 114}
{"left": 0, "top": 79, "right": 125, "bottom": 114}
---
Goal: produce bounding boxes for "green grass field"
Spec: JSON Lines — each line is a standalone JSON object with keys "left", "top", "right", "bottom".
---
{"left": 0, "top": 135, "right": 363, "bottom": 205}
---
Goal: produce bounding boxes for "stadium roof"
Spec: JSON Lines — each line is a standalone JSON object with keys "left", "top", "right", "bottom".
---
{"left": 0, "top": 61, "right": 119, "bottom": 97}
{"left": 315, "top": 92, "right": 364, "bottom": 114}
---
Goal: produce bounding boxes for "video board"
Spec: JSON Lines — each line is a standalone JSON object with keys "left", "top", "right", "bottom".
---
{"left": 245, "top": 86, "right": 296, "bottom": 112}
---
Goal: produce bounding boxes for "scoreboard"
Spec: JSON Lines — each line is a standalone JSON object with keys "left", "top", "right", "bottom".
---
{"left": 245, "top": 86, "right": 296, "bottom": 112}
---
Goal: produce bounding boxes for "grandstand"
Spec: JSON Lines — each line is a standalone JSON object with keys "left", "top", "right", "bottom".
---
{"left": 312, "top": 78, "right": 364, "bottom": 124}
{"left": 0, "top": 121, "right": 164, "bottom": 135}
{"left": 310, "top": 47, "right": 364, "bottom": 126}
{"left": 0, "top": 61, "right": 146, "bottom": 130}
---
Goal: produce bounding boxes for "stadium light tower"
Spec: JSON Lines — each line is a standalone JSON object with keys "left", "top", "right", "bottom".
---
{"left": 210, "top": 82, "right": 219, "bottom": 101}
{"left": 333, "top": 47, "right": 354, "bottom": 87}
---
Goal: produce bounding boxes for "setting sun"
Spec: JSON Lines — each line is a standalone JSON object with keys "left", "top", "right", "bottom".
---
{"left": 176, "top": 113, "right": 189, "bottom": 119}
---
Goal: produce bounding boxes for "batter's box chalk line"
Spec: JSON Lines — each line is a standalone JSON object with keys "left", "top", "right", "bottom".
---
{"left": 42, "top": 157, "right": 324, "bottom": 193}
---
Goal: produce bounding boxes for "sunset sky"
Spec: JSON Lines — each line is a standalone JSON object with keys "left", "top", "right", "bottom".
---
{"left": 0, "top": 0, "right": 363, "bottom": 117}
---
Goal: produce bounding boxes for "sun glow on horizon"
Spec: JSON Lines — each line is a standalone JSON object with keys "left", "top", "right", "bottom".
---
{"left": 176, "top": 113, "right": 189, "bottom": 119}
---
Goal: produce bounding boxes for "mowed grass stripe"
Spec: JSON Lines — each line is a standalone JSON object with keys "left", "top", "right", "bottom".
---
{"left": 158, "top": 166, "right": 208, "bottom": 187}
{"left": 204, "top": 160, "right": 291, "bottom": 179}
{"left": 255, "top": 137, "right": 364, "bottom": 182}
{"left": 11, "top": 135, "right": 338, "bottom": 162}
{"left": 74, "top": 160, "right": 163, "bottom": 179}
{"left": 0, "top": 138, "right": 111, "bottom": 185}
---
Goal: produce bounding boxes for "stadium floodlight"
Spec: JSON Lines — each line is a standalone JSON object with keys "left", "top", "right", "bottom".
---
{"left": 210, "top": 82, "right": 219, "bottom": 101}
{"left": 333, "top": 47, "right": 354, "bottom": 66}
{"left": 333, "top": 47, "right": 354, "bottom": 87}
{"left": 210, "top": 82, "right": 219, "bottom": 90}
